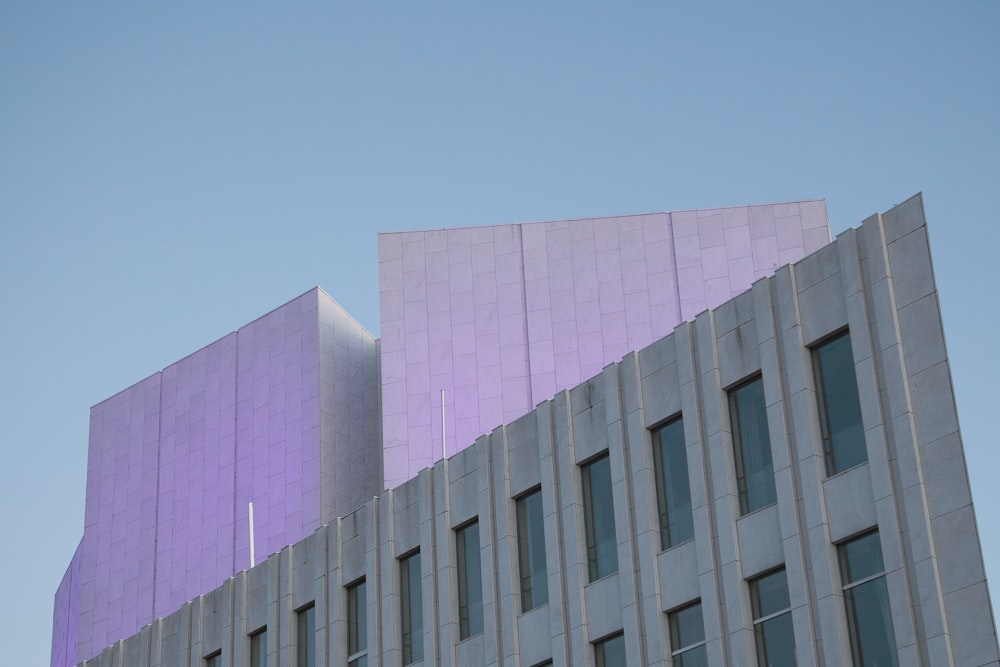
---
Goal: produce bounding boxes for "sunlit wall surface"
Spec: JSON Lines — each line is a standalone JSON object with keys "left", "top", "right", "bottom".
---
{"left": 378, "top": 202, "right": 830, "bottom": 488}
{"left": 51, "top": 289, "right": 380, "bottom": 667}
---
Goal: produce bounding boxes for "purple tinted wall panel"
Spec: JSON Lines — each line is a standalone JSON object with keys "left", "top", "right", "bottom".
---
{"left": 378, "top": 202, "right": 829, "bottom": 489}
{"left": 153, "top": 334, "right": 237, "bottom": 618}
{"left": 51, "top": 541, "right": 81, "bottom": 667}
{"left": 76, "top": 373, "right": 162, "bottom": 661}
{"left": 56, "top": 288, "right": 381, "bottom": 666}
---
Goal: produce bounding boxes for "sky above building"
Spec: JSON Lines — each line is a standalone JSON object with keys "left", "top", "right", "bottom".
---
{"left": 1, "top": 3, "right": 998, "bottom": 665}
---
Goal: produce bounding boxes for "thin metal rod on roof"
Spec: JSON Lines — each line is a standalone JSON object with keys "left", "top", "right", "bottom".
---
{"left": 248, "top": 501, "right": 256, "bottom": 569}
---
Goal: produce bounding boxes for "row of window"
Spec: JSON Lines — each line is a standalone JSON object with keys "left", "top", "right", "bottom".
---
{"left": 226, "top": 531, "right": 894, "bottom": 666}
{"left": 208, "top": 330, "right": 871, "bottom": 666}
{"left": 657, "top": 530, "right": 897, "bottom": 667}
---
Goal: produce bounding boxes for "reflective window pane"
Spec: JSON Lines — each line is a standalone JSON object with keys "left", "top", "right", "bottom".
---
{"left": 751, "top": 569, "right": 795, "bottom": 667}
{"left": 249, "top": 628, "right": 267, "bottom": 667}
{"left": 457, "top": 521, "right": 483, "bottom": 639}
{"left": 516, "top": 489, "right": 549, "bottom": 612}
{"left": 669, "top": 601, "right": 707, "bottom": 667}
{"left": 594, "top": 633, "right": 626, "bottom": 667}
{"left": 729, "top": 377, "right": 777, "bottom": 514}
{"left": 839, "top": 532, "right": 898, "bottom": 667}
{"left": 400, "top": 552, "right": 423, "bottom": 665}
{"left": 652, "top": 417, "right": 694, "bottom": 549}
{"left": 582, "top": 454, "right": 618, "bottom": 582}
{"left": 348, "top": 579, "right": 367, "bottom": 665}
{"left": 814, "top": 333, "right": 866, "bottom": 475}
{"left": 296, "top": 604, "right": 315, "bottom": 667}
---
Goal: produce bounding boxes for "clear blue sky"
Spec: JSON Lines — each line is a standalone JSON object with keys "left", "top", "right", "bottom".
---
{"left": 2, "top": 3, "right": 998, "bottom": 664}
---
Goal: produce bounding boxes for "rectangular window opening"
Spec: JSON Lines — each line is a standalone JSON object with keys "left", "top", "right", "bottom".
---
{"left": 729, "top": 376, "right": 777, "bottom": 515}
{"left": 296, "top": 603, "right": 316, "bottom": 667}
{"left": 668, "top": 601, "right": 707, "bottom": 667}
{"left": 347, "top": 578, "right": 368, "bottom": 667}
{"left": 582, "top": 452, "right": 618, "bottom": 582}
{"left": 813, "top": 330, "right": 867, "bottom": 476}
{"left": 249, "top": 627, "right": 267, "bottom": 667}
{"left": 839, "top": 531, "right": 899, "bottom": 667}
{"left": 456, "top": 520, "right": 484, "bottom": 639}
{"left": 594, "top": 632, "right": 626, "bottom": 667}
{"left": 651, "top": 416, "right": 694, "bottom": 550}
{"left": 204, "top": 650, "right": 221, "bottom": 667}
{"left": 516, "top": 488, "right": 549, "bottom": 613}
{"left": 400, "top": 551, "right": 423, "bottom": 665}
{"left": 750, "top": 568, "right": 795, "bottom": 667}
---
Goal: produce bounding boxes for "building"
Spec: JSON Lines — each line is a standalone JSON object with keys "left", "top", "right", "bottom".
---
{"left": 54, "top": 195, "right": 999, "bottom": 666}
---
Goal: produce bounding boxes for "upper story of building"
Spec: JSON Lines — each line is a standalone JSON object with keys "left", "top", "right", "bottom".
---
{"left": 52, "top": 200, "right": 830, "bottom": 667}
{"left": 71, "top": 196, "right": 1000, "bottom": 667}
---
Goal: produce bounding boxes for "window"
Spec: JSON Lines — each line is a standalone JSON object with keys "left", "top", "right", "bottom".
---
{"left": 669, "top": 602, "right": 707, "bottom": 667}
{"left": 651, "top": 416, "right": 694, "bottom": 549}
{"left": 729, "top": 376, "right": 777, "bottom": 515}
{"left": 594, "top": 632, "right": 626, "bottom": 667}
{"left": 516, "top": 488, "right": 548, "bottom": 612}
{"left": 813, "top": 331, "right": 866, "bottom": 475}
{"left": 204, "top": 651, "right": 221, "bottom": 667}
{"left": 296, "top": 603, "right": 315, "bottom": 667}
{"left": 839, "top": 532, "right": 898, "bottom": 667}
{"left": 400, "top": 551, "right": 423, "bottom": 665}
{"left": 456, "top": 520, "right": 484, "bottom": 639}
{"left": 347, "top": 579, "right": 367, "bottom": 667}
{"left": 249, "top": 627, "right": 267, "bottom": 667}
{"left": 582, "top": 453, "right": 618, "bottom": 582}
{"left": 750, "top": 569, "right": 795, "bottom": 667}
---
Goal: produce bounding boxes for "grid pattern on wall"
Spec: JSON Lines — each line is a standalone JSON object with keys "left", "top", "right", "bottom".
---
{"left": 377, "top": 202, "right": 831, "bottom": 489}
{"left": 78, "top": 196, "right": 999, "bottom": 667}
{"left": 52, "top": 289, "right": 381, "bottom": 667}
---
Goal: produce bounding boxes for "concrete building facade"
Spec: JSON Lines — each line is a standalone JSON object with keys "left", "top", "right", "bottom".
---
{"left": 67, "top": 196, "right": 1000, "bottom": 667}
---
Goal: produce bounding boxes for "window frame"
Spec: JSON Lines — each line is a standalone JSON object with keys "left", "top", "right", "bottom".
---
{"left": 399, "top": 549, "right": 423, "bottom": 665}
{"left": 668, "top": 600, "right": 707, "bottom": 666}
{"left": 455, "top": 518, "right": 484, "bottom": 640}
{"left": 838, "top": 530, "right": 899, "bottom": 667}
{"left": 812, "top": 329, "right": 867, "bottom": 476}
{"left": 650, "top": 414, "right": 694, "bottom": 550}
{"left": 346, "top": 578, "right": 367, "bottom": 667}
{"left": 593, "top": 631, "right": 626, "bottom": 667}
{"left": 749, "top": 567, "right": 795, "bottom": 667}
{"left": 248, "top": 626, "right": 267, "bottom": 667}
{"left": 728, "top": 374, "right": 777, "bottom": 515}
{"left": 515, "top": 487, "right": 549, "bottom": 613}
{"left": 295, "top": 602, "right": 316, "bottom": 667}
{"left": 203, "top": 650, "right": 221, "bottom": 667}
{"left": 581, "top": 451, "right": 619, "bottom": 583}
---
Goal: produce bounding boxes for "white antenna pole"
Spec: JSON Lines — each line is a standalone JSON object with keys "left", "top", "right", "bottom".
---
{"left": 441, "top": 389, "right": 446, "bottom": 461}
{"left": 248, "top": 501, "right": 256, "bottom": 568}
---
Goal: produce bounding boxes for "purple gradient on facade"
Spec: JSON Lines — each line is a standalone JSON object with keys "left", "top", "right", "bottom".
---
{"left": 50, "top": 540, "right": 81, "bottom": 667}
{"left": 378, "top": 202, "right": 830, "bottom": 488}
{"left": 51, "top": 288, "right": 379, "bottom": 667}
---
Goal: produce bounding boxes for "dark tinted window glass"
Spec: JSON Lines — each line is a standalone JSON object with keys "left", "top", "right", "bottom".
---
{"left": 751, "top": 569, "right": 796, "bottom": 667}
{"left": 652, "top": 417, "right": 694, "bottom": 549}
{"left": 594, "top": 633, "right": 626, "bottom": 667}
{"left": 249, "top": 628, "right": 267, "bottom": 667}
{"left": 839, "top": 532, "right": 898, "bottom": 667}
{"left": 296, "top": 604, "right": 315, "bottom": 667}
{"left": 582, "top": 454, "right": 618, "bottom": 582}
{"left": 457, "top": 521, "right": 484, "bottom": 639}
{"left": 729, "top": 377, "right": 777, "bottom": 514}
{"left": 814, "top": 333, "right": 866, "bottom": 475}
{"left": 204, "top": 652, "right": 221, "bottom": 667}
{"left": 516, "top": 489, "right": 549, "bottom": 612}
{"left": 348, "top": 579, "right": 367, "bottom": 667}
{"left": 400, "top": 552, "right": 423, "bottom": 664}
{"left": 669, "top": 602, "right": 707, "bottom": 667}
